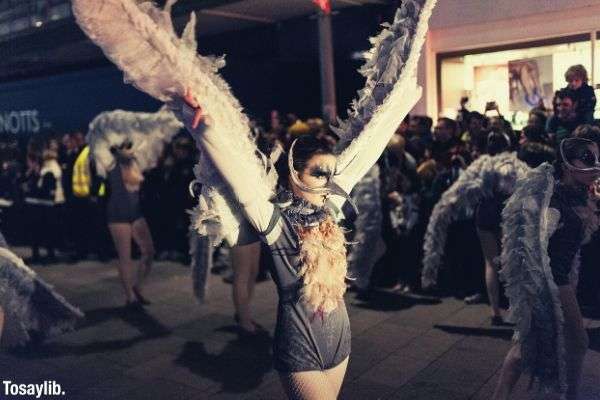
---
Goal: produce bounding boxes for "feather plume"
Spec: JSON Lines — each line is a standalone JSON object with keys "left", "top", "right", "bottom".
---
{"left": 421, "top": 152, "right": 530, "bottom": 288}
{"left": 499, "top": 163, "right": 567, "bottom": 395}
{"left": 72, "top": 0, "right": 277, "bottom": 245}
{"left": 334, "top": 0, "right": 435, "bottom": 171}
{"left": 0, "top": 247, "right": 83, "bottom": 347}
{"left": 346, "top": 165, "right": 385, "bottom": 289}
{"left": 86, "top": 106, "right": 182, "bottom": 177}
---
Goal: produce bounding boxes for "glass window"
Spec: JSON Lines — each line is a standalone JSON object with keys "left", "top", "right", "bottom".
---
{"left": 439, "top": 38, "right": 592, "bottom": 129}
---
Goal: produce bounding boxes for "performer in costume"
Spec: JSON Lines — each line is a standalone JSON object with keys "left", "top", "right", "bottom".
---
{"left": 0, "top": 230, "right": 83, "bottom": 347}
{"left": 421, "top": 151, "right": 530, "bottom": 307}
{"left": 72, "top": 0, "right": 435, "bottom": 397}
{"left": 86, "top": 108, "right": 182, "bottom": 307}
{"left": 492, "top": 135, "right": 600, "bottom": 400}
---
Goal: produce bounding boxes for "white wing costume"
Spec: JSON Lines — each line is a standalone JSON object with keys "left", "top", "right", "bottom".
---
{"left": 72, "top": 0, "right": 436, "bottom": 299}
{"left": 499, "top": 164, "right": 599, "bottom": 396}
{"left": 346, "top": 165, "right": 385, "bottom": 290}
{"left": 421, "top": 152, "right": 530, "bottom": 288}
{"left": 0, "top": 237, "right": 83, "bottom": 347}
{"left": 86, "top": 106, "right": 183, "bottom": 177}
{"left": 73, "top": 0, "right": 277, "bottom": 246}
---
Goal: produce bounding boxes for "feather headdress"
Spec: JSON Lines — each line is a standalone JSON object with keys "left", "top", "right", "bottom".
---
{"left": 421, "top": 152, "right": 530, "bottom": 288}
{"left": 72, "top": 0, "right": 277, "bottom": 245}
{"left": 86, "top": 106, "right": 182, "bottom": 177}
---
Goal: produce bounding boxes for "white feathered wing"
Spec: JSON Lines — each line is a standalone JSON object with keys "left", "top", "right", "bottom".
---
{"left": 86, "top": 106, "right": 183, "bottom": 177}
{"left": 72, "top": 0, "right": 277, "bottom": 245}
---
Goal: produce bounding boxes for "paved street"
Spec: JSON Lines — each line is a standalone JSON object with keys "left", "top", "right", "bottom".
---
{"left": 1, "top": 250, "right": 599, "bottom": 400}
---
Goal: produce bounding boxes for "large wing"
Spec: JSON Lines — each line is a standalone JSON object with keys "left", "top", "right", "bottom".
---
{"left": 499, "top": 163, "right": 567, "bottom": 395}
{"left": 86, "top": 107, "right": 182, "bottom": 177}
{"left": 421, "top": 153, "right": 529, "bottom": 288}
{"left": 72, "top": 0, "right": 277, "bottom": 245}
{"left": 331, "top": 0, "right": 435, "bottom": 197}
{"left": 346, "top": 164, "right": 385, "bottom": 288}
{"left": 0, "top": 247, "right": 83, "bottom": 347}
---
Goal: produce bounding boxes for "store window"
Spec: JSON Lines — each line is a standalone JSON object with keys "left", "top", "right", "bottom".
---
{"left": 438, "top": 35, "right": 597, "bottom": 129}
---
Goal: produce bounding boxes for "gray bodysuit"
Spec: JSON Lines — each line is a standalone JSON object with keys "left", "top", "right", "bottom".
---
{"left": 263, "top": 206, "right": 351, "bottom": 372}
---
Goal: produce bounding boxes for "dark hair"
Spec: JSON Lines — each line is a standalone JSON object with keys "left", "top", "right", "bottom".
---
{"left": 522, "top": 125, "right": 548, "bottom": 144}
{"left": 412, "top": 115, "right": 433, "bottom": 131}
{"left": 437, "top": 117, "right": 458, "bottom": 136}
{"left": 467, "top": 111, "right": 485, "bottom": 123}
{"left": 518, "top": 142, "right": 556, "bottom": 168}
{"left": 275, "top": 134, "right": 334, "bottom": 188}
{"left": 573, "top": 124, "right": 600, "bottom": 146}
{"left": 486, "top": 131, "right": 511, "bottom": 155}
{"left": 555, "top": 88, "right": 576, "bottom": 103}
{"left": 528, "top": 109, "right": 547, "bottom": 128}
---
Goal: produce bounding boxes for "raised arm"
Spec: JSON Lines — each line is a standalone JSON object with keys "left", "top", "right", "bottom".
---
{"left": 178, "top": 98, "right": 274, "bottom": 235}
{"left": 73, "top": 0, "right": 278, "bottom": 244}
{"left": 330, "top": 0, "right": 435, "bottom": 209}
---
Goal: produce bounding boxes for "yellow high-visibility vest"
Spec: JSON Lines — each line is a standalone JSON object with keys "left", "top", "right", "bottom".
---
{"left": 72, "top": 146, "right": 105, "bottom": 197}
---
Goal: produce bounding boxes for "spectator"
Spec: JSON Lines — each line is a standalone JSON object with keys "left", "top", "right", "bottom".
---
{"left": 486, "top": 131, "right": 512, "bottom": 156}
{"left": 564, "top": 64, "right": 596, "bottom": 123}
{"left": 460, "top": 111, "right": 487, "bottom": 158}
{"left": 520, "top": 125, "right": 549, "bottom": 146}
{"left": 431, "top": 117, "right": 468, "bottom": 168}
{"left": 60, "top": 133, "right": 82, "bottom": 252}
{"left": 70, "top": 144, "right": 110, "bottom": 261}
{"left": 526, "top": 109, "right": 547, "bottom": 132}
{"left": 21, "top": 150, "right": 47, "bottom": 263}
{"left": 395, "top": 114, "right": 410, "bottom": 138}
{"left": 546, "top": 88, "right": 581, "bottom": 142}
{"left": 405, "top": 115, "right": 433, "bottom": 162}
{"left": 378, "top": 134, "right": 421, "bottom": 292}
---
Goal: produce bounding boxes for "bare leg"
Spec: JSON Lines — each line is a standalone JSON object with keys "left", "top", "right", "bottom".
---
{"left": 324, "top": 357, "right": 349, "bottom": 397}
{"left": 108, "top": 223, "right": 135, "bottom": 303}
{"left": 131, "top": 218, "right": 155, "bottom": 295}
{"left": 231, "top": 241, "right": 261, "bottom": 332}
{"left": 477, "top": 229, "right": 501, "bottom": 318}
{"left": 246, "top": 244, "right": 261, "bottom": 303}
{"left": 559, "top": 284, "right": 588, "bottom": 400}
{"left": 279, "top": 370, "right": 335, "bottom": 400}
{"left": 492, "top": 344, "right": 522, "bottom": 400}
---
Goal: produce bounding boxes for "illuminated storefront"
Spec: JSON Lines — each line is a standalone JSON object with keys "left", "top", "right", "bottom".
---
{"left": 438, "top": 35, "right": 599, "bottom": 129}
{"left": 414, "top": 0, "right": 600, "bottom": 127}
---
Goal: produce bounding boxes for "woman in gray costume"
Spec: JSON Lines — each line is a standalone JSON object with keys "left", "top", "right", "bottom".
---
{"left": 72, "top": 0, "right": 435, "bottom": 396}
{"left": 492, "top": 136, "right": 600, "bottom": 400}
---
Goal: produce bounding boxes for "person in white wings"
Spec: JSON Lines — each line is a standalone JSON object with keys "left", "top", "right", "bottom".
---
{"left": 86, "top": 108, "right": 182, "bottom": 308}
{"left": 71, "top": 0, "right": 435, "bottom": 397}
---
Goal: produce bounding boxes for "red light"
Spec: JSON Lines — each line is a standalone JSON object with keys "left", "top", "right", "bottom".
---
{"left": 312, "top": 0, "right": 331, "bottom": 14}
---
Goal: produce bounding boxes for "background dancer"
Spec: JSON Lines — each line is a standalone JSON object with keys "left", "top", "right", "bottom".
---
{"left": 86, "top": 108, "right": 182, "bottom": 308}
{"left": 72, "top": 0, "right": 435, "bottom": 397}
{"left": 493, "top": 136, "right": 600, "bottom": 400}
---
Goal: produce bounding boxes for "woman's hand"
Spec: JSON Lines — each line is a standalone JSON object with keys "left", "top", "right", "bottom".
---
{"left": 183, "top": 88, "right": 204, "bottom": 129}
{"left": 169, "top": 88, "right": 208, "bottom": 137}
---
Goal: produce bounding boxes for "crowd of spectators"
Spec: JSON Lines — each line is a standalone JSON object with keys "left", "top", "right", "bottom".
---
{"left": 0, "top": 64, "right": 598, "bottom": 313}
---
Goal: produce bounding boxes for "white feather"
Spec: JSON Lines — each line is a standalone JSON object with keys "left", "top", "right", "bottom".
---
{"left": 86, "top": 107, "right": 183, "bottom": 177}
{"left": 72, "top": 0, "right": 277, "bottom": 245}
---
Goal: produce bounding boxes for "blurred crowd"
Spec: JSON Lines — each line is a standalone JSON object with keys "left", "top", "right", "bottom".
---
{"left": 0, "top": 64, "right": 598, "bottom": 313}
